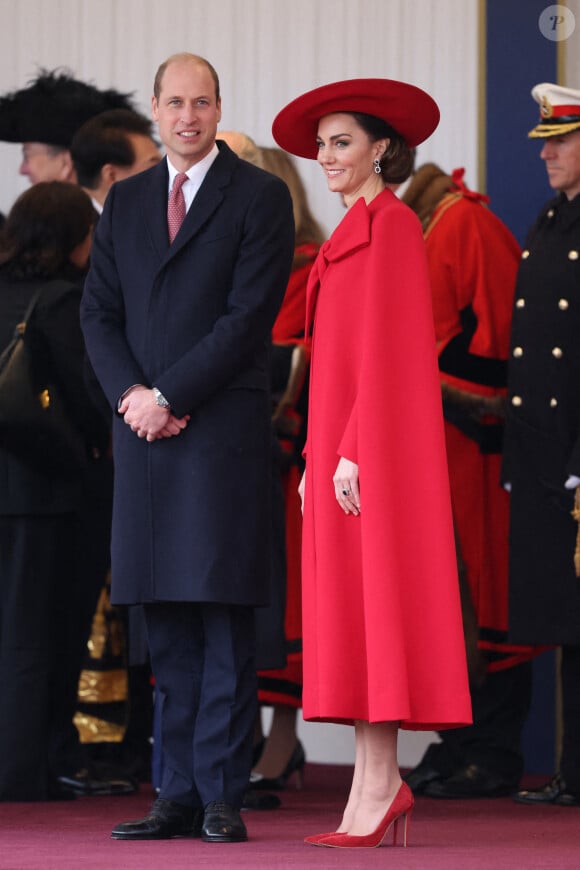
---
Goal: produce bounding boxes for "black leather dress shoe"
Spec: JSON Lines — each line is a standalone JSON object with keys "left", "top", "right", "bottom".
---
{"left": 403, "top": 761, "right": 443, "bottom": 794}
{"left": 241, "top": 789, "right": 281, "bottom": 810}
{"left": 202, "top": 801, "right": 248, "bottom": 843}
{"left": 111, "top": 798, "right": 202, "bottom": 840}
{"left": 57, "top": 768, "right": 137, "bottom": 797}
{"left": 47, "top": 779, "right": 78, "bottom": 801}
{"left": 513, "top": 774, "right": 580, "bottom": 807}
{"left": 424, "top": 763, "right": 516, "bottom": 798}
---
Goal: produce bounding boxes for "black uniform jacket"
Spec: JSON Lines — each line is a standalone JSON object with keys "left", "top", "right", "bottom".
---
{"left": 503, "top": 192, "right": 580, "bottom": 644}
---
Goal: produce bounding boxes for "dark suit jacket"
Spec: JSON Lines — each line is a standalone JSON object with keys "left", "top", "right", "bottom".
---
{"left": 81, "top": 143, "right": 295, "bottom": 606}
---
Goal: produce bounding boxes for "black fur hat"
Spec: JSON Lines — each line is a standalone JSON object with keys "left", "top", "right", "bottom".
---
{"left": 0, "top": 68, "right": 136, "bottom": 147}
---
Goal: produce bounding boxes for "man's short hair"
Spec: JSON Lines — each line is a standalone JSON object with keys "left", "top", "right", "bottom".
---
{"left": 153, "top": 53, "right": 220, "bottom": 103}
{"left": 71, "top": 109, "right": 155, "bottom": 188}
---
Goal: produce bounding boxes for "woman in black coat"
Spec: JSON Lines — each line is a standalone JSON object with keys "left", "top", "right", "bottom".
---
{"left": 0, "top": 182, "right": 111, "bottom": 800}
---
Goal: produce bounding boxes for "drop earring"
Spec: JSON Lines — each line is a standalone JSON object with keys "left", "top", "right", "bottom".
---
{"left": 373, "top": 157, "right": 382, "bottom": 175}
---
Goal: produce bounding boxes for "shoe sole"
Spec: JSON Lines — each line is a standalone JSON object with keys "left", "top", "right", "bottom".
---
{"left": 111, "top": 831, "right": 200, "bottom": 840}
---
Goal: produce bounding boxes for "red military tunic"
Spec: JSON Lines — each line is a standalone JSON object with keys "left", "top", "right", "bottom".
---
{"left": 423, "top": 170, "right": 537, "bottom": 668}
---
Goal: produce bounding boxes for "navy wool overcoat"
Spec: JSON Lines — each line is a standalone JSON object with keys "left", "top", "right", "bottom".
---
{"left": 81, "top": 143, "right": 295, "bottom": 606}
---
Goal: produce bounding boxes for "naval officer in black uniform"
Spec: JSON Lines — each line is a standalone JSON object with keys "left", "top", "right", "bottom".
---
{"left": 503, "top": 82, "right": 580, "bottom": 807}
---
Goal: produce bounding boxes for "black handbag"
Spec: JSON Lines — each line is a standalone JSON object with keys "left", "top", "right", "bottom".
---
{"left": 0, "top": 288, "right": 87, "bottom": 474}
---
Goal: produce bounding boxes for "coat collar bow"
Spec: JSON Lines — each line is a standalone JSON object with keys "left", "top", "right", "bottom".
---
{"left": 305, "top": 197, "right": 371, "bottom": 331}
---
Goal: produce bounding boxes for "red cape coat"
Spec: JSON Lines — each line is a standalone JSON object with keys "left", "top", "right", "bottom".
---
{"left": 301, "top": 189, "right": 472, "bottom": 729}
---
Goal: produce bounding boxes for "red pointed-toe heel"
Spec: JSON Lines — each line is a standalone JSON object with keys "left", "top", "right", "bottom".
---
{"left": 316, "top": 782, "right": 414, "bottom": 849}
{"left": 304, "top": 832, "right": 339, "bottom": 846}
{"left": 304, "top": 831, "right": 336, "bottom": 846}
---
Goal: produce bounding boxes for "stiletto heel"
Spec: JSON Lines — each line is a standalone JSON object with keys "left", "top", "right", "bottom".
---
{"left": 249, "top": 740, "right": 306, "bottom": 790}
{"left": 392, "top": 805, "right": 411, "bottom": 846}
{"left": 294, "top": 760, "right": 304, "bottom": 790}
{"left": 251, "top": 737, "right": 266, "bottom": 767}
{"left": 305, "top": 782, "right": 414, "bottom": 849}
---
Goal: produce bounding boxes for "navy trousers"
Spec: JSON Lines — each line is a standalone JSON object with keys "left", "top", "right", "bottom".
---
{"left": 145, "top": 601, "right": 257, "bottom": 809}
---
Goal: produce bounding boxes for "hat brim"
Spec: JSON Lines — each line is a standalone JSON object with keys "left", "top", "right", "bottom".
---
{"left": 528, "top": 119, "right": 580, "bottom": 138}
{"left": 272, "top": 78, "right": 440, "bottom": 159}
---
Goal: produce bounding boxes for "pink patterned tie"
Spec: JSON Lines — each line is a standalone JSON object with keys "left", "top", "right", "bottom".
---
{"left": 167, "top": 172, "right": 188, "bottom": 243}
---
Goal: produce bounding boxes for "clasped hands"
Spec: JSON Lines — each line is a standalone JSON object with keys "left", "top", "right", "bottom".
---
{"left": 119, "top": 386, "right": 189, "bottom": 442}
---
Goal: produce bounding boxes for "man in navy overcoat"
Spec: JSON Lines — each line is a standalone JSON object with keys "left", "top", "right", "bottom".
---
{"left": 80, "top": 52, "right": 294, "bottom": 842}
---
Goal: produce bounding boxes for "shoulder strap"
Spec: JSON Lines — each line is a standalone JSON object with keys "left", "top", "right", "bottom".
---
{"left": 19, "top": 287, "right": 45, "bottom": 330}
{"left": 18, "top": 279, "right": 77, "bottom": 332}
{"left": 0, "top": 288, "right": 44, "bottom": 367}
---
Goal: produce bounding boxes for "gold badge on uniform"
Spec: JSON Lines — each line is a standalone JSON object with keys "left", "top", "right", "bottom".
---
{"left": 540, "top": 95, "right": 554, "bottom": 118}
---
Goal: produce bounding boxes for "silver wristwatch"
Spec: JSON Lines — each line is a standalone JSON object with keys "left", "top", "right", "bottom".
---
{"left": 153, "top": 387, "right": 170, "bottom": 409}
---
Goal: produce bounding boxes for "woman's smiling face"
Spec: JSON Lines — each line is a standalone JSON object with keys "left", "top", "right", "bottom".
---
{"left": 315, "top": 113, "right": 388, "bottom": 204}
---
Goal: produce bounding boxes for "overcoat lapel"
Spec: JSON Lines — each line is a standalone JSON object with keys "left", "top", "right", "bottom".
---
{"left": 142, "top": 150, "right": 233, "bottom": 270}
{"left": 168, "top": 180, "right": 225, "bottom": 258}
{"left": 142, "top": 161, "right": 171, "bottom": 260}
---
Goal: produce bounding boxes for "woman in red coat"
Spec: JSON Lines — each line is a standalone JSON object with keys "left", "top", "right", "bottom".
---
{"left": 273, "top": 79, "right": 472, "bottom": 848}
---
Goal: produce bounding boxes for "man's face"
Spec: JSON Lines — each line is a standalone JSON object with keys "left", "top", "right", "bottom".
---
{"left": 151, "top": 59, "right": 221, "bottom": 171}
{"left": 113, "top": 133, "right": 161, "bottom": 181}
{"left": 19, "top": 142, "right": 74, "bottom": 184}
{"left": 540, "top": 129, "right": 580, "bottom": 200}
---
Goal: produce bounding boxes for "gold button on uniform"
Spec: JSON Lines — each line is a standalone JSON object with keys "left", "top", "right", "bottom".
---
{"left": 516, "top": 298, "right": 525, "bottom": 308}
{"left": 552, "top": 347, "right": 563, "bottom": 358}
{"left": 568, "top": 250, "right": 579, "bottom": 260}
{"left": 522, "top": 250, "right": 530, "bottom": 259}
{"left": 547, "top": 209, "right": 555, "bottom": 218}
{"left": 559, "top": 299, "right": 569, "bottom": 310}
{"left": 550, "top": 398, "right": 558, "bottom": 407}
{"left": 513, "top": 347, "right": 523, "bottom": 357}
{"left": 511, "top": 396, "right": 523, "bottom": 407}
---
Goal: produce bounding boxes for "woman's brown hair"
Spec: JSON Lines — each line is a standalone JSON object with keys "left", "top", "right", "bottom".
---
{"left": 0, "top": 181, "right": 95, "bottom": 279}
{"left": 260, "top": 147, "right": 326, "bottom": 248}
{"left": 351, "top": 112, "right": 415, "bottom": 184}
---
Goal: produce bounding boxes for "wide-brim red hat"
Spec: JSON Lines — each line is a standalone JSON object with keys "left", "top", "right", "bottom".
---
{"left": 272, "top": 78, "right": 440, "bottom": 159}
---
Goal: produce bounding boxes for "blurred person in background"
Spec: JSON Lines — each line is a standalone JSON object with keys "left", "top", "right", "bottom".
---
{"left": 0, "top": 182, "right": 131, "bottom": 800}
{"left": 249, "top": 146, "right": 325, "bottom": 794}
{"left": 71, "top": 106, "right": 162, "bottom": 785}
{"left": 401, "top": 164, "right": 537, "bottom": 799}
{"left": 71, "top": 108, "right": 161, "bottom": 214}
{"left": 0, "top": 68, "right": 139, "bottom": 797}
{"left": 0, "top": 68, "right": 135, "bottom": 185}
